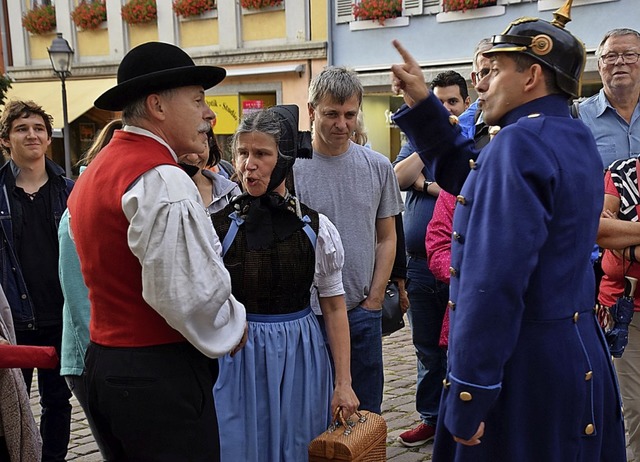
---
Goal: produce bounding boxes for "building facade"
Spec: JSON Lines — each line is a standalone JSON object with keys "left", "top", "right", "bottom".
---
{"left": 2, "top": 0, "right": 328, "bottom": 173}
{"left": 331, "top": 0, "right": 633, "bottom": 159}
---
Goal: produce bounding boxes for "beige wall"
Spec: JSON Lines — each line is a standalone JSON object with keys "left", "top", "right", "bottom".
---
{"left": 77, "top": 29, "right": 110, "bottom": 56}
{"left": 310, "top": 0, "right": 327, "bottom": 42}
{"left": 128, "top": 23, "right": 159, "bottom": 48}
{"left": 179, "top": 17, "right": 219, "bottom": 48}
{"left": 241, "top": 10, "right": 286, "bottom": 42}
{"left": 28, "top": 33, "right": 57, "bottom": 60}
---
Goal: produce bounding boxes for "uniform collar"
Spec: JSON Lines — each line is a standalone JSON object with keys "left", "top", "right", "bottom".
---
{"left": 499, "top": 94, "right": 571, "bottom": 127}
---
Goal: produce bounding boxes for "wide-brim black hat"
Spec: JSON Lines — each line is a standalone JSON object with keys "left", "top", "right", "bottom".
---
{"left": 95, "top": 42, "right": 226, "bottom": 111}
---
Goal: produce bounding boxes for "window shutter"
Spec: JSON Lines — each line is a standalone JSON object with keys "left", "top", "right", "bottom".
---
{"left": 336, "top": 0, "right": 354, "bottom": 24}
{"left": 403, "top": 0, "right": 423, "bottom": 15}
{"left": 424, "top": 0, "right": 441, "bottom": 11}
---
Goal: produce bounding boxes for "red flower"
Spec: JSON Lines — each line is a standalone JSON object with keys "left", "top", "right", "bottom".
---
{"left": 71, "top": 1, "right": 107, "bottom": 31}
{"left": 240, "top": 0, "right": 284, "bottom": 10}
{"left": 22, "top": 5, "right": 56, "bottom": 35}
{"left": 173, "top": 0, "right": 216, "bottom": 18}
{"left": 121, "top": 0, "right": 157, "bottom": 24}
{"left": 442, "top": 0, "right": 497, "bottom": 13}
{"left": 352, "top": 0, "right": 401, "bottom": 25}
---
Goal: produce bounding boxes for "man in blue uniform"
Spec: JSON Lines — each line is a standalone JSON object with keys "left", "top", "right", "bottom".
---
{"left": 390, "top": 1, "right": 626, "bottom": 460}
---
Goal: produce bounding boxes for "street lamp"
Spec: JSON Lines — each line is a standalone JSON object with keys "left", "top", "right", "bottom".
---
{"left": 47, "top": 33, "right": 74, "bottom": 178}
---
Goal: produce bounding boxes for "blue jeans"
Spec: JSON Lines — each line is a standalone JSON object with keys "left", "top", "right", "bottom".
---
{"left": 317, "top": 305, "right": 383, "bottom": 414}
{"left": 406, "top": 255, "right": 448, "bottom": 426}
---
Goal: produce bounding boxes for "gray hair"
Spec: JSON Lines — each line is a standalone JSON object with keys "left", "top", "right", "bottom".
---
{"left": 473, "top": 38, "right": 493, "bottom": 71}
{"left": 121, "top": 88, "right": 177, "bottom": 125}
{"left": 596, "top": 28, "right": 640, "bottom": 57}
{"left": 231, "top": 109, "right": 281, "bottom": 159}
{"left": 308, "top": 66, "right": 363, "bottom": 108}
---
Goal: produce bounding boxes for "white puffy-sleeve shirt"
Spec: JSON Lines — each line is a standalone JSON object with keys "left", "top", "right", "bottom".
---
{"left": 311, "top": 213, "right": 346, "bottom": 314}
{"left": 121, "top": 127, "right": 246, "bottom": 358}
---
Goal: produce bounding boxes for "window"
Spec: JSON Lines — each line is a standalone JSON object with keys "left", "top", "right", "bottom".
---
{"left": 337, "top": 0, "right": 440, "bottom": 23}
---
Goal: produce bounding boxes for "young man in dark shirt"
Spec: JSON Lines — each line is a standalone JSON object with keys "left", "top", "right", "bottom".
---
{"left": 0, "top": 100, "right": 73, "bottom": 462}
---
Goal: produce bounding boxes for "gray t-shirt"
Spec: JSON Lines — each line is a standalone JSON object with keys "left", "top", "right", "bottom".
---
{"left": 293, "top": 141, "right": 403, "bottom": 310}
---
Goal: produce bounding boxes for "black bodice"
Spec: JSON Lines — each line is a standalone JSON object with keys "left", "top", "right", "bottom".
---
{"left": 211, "top": 202, "right": 320, "bottom": 315}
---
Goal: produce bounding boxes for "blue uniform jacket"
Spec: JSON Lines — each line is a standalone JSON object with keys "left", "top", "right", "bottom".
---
{"left": 0, "top": 158, "right": 73, "bottom": 330}
{"left": 393, "top": 94, "right": 625, "bottom": 461}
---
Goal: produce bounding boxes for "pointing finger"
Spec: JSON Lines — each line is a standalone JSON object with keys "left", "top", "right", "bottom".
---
{"left": 392, "top": 39, "right": 419, "bottom": 67}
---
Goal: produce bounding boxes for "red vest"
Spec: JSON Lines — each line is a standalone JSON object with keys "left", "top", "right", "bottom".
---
{"left": 68, "top": 131, "right": 186, "bottom": 347}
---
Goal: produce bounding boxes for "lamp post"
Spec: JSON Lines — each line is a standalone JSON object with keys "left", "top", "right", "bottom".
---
{"left": 47, "top": 33, "right": 74, "bottom": 178}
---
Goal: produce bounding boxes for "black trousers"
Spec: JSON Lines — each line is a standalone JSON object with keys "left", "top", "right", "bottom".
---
{"left": 85, "top": 341, "right": 220, "bottom": 462}
{"left": 16, "top": 326, "right": 71, "bottom": 462}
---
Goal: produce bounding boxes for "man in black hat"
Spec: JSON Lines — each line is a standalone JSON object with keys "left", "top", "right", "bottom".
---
{"left": 390, "top": 1, "right": 626, "bottom": 460}
{"left": 67, "top": 42, "right": 247, "bottom": 461}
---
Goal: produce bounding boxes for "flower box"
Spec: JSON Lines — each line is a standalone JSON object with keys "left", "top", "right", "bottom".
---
{"left": 72, "top": 1, "right": 107, "bottom": 31}
{"left": 173, "top": 0, "right": 216, "bottom": 18}
{"left": 442, "top": 0, "right": 498, "bottom": 12}
{"left": 240, "top": 0, "right": 284, "bottom": 10}
{"left": 122, "top": 0, "right": 157, "bottom": 25}
{"left": 22, "top": 5, "right": 56, "bottom": 35}
{"left": 353, "top": 0, "right": 402, "bottom": 26}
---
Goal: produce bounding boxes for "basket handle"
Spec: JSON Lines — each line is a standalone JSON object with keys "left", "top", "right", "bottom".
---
{"left": 328, "top": 407, "right": 368, "bottom": 436}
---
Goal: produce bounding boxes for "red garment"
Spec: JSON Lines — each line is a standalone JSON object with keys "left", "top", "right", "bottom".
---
{"left": 426, "top": 190, "right": 456, "bottom": 284}
{"left": 599, "top": 168, "right": 640, "bottom": 311}
{"left": 0, "top": 344, "right": 58, "bottom": 368}
{"left": 425, "top": 190, "right": 456, "bottom": 347}
{"left": 68, "top": 131, "right": 186, "bottom": 347}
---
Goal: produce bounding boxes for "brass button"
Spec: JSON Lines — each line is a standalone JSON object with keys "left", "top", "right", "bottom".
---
{"left": 573, "top": 312, "right": 579, "bottom": 323}
{"left": 447, "top": 300, "right": 456, "bottom": 310}
{"left": 456, "top": 195, "right": 466, "bottom": 205}
{"left": 443, "top": 379, "right": 451, "bottom": 389}
{"left": 449, "top": 267, "right": 458, "bottom": 277}
{"left": 584, "top": 423, "right": 594, "bottom": 435}
{"left": 449, "top": 115, "right": 459, "bottom": 125}
{"left": 459, "top": 392, "right": 473, "bottom": 402}
{"left": 585, "top": 371, "right": 593, "bottom": 381}
{"left": 469, "top": 159, "right": 477, "bottom": 170}
{"left": 452, "top": 231, "right": 464, "bottom": 243}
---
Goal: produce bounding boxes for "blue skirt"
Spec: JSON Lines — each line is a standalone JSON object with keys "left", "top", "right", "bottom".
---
{"left": 214, "top": 307, "right": 333, "bottom": 462}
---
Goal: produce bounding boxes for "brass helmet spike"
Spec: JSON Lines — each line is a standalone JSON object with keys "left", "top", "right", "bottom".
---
{"left": 551, "top": 0, "right": 573, "bottom": 29}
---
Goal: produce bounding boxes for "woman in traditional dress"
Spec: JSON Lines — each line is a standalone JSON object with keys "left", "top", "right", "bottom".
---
{"left": 212, "top": 105, "right": 358, "bottom": 461}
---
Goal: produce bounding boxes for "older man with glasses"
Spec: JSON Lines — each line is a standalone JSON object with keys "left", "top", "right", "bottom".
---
{"left": 579, "top": 28, "right": 640, "bottom": 169}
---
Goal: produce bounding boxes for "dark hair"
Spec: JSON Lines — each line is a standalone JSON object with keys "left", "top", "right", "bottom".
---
{"left": 0, "top": 100, "right": 53, "bottom": 156}
{"left": 205, "top": 126, "right": 222, "bottom": 168}
{"left": 430, "top": 71, "right": 469, "bottom": 101}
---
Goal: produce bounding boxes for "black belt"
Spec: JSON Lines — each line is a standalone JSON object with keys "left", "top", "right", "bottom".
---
{"left": 407, "top": 253, "right": 427, "bottom": 261}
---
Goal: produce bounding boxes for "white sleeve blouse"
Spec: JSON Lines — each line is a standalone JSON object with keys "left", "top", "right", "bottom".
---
{"left": 311, "top": 213, "right": 345, "bottom": 312}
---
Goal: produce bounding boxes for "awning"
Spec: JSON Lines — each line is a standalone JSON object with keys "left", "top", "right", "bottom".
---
{"left": 2, "top": 78, "right": 117, "bottom": 129}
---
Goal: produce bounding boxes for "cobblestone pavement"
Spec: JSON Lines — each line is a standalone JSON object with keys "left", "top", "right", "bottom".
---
{"left": 30, "top": 315, "right": 434, "bottom": 461}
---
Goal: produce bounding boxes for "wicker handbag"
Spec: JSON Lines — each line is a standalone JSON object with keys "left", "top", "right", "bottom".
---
{"left": 308, "top": 408, "right": 387, "bottom": 461}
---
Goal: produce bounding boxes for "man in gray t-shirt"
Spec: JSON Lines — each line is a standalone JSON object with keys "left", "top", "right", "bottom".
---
{"left": 294, "top": 67, "right": 403, "bottom": 414}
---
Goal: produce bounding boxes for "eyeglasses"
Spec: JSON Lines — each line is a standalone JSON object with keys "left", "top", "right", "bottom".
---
{"left": 471, "top": 68, "right": 490, "bottom": 86}
{"left": 600, "top": 52, "right": 640, "bottom": 65}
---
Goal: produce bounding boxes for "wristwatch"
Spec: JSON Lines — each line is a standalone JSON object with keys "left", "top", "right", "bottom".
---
{"left": 423, "top": 180, "right": 433, "bottom": 193}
